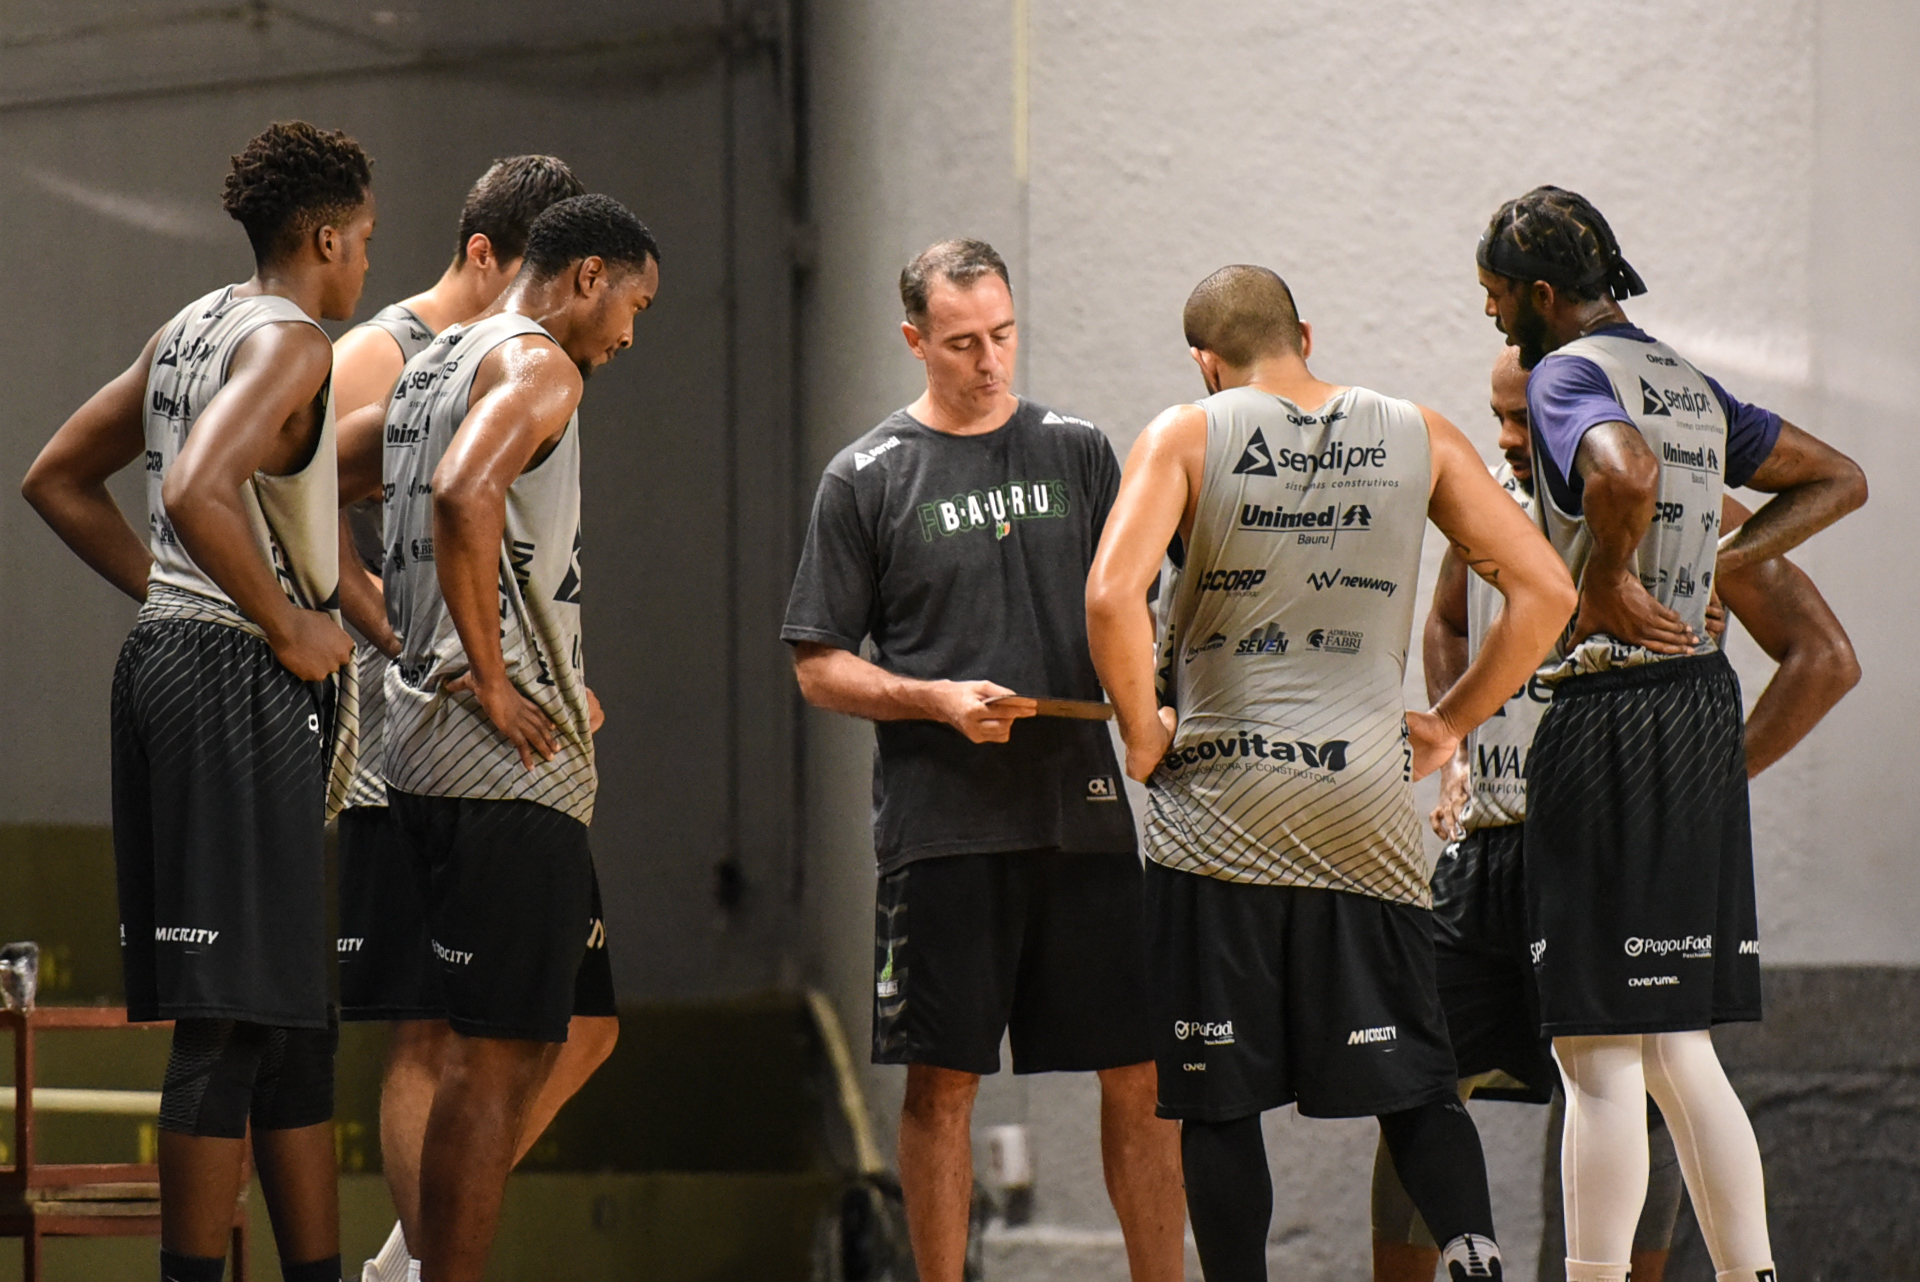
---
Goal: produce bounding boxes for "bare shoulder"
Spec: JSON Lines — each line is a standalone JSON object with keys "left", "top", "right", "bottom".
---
{"left": 1134, "top": 402, "right": 1207, "bottom": 456}
{"left": 231, "top": 319, "right": 332, "bottom": 390}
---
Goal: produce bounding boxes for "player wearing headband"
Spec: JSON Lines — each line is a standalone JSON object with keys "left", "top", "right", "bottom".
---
{"left": 1087, "top": 264, "right": 1576, "bottom": 1282}
{"left": 783, "top": 239, "right": 1184, "bottom": 1282}
{"left": 1369, "top": 346, "right": 1860, "bottom": 1282}
{"left": 1475, "top": 185, "right": 1866, "bottom": 1282}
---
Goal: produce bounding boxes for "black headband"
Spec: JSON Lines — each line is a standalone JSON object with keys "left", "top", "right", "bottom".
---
{"left": 1476, "top": 230, "right": 1647, "bottom": 301}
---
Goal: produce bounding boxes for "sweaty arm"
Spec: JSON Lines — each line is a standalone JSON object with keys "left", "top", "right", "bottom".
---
{"left": 431, "top": 336, "right": 580, "bottom": 770}
{"left": 1086, "top": 403, "right": 1204, "bottom": 781}
{"left": 1567, "top": 421, "right": 1697, "bottom": 654}
{"left": 1714, "top": 495, "right": 1860, "bottom": 777}
{"left": 1422, "top": 548, "right": 1472, "bottom": 838}
{"left": 1416, "top": 407, "right": 1577, "bottom": 780}
{"left": 163, "top": 322, "right": 355, "bottom": 682}
{"left": 790, "top": 645, "right": 1035, "bottom": 745}
{"left": 1717, "top": 419, "right": 1867, "bottom": 577}
{"left": 22, "top": 329, "right": 164, "bottom": 601}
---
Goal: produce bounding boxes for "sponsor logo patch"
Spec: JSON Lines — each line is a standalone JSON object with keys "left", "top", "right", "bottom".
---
{"left": 1085, "top": 775, "right": 1119, "bottom": 802}
{"left": 1347, "top": 1024, "right": 1397, "bottom": 1045}
{"left": 1623, "top": 934, "right": 1713, "bottom": 959}
{"left": 1173, "top": 1020, "right": 1235, "bottom": 1046}
{"left": 853, "top": 435, "right": 904, "bottom": 470}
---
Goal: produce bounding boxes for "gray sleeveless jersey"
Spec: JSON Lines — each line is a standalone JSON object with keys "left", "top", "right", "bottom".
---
{"left": 141, "top": 284, "right": 357, "bottom": 817}
{"left": 381, "top": 313, "right": 595, "bottom": 823}
{"left": 341, "top": 303, "right": 436, "bottom": 810}
{"left": 1538, "top": 333, "right": 1726, "bottom": 679}
{"left": 1462, "top": 463, "right": 1554, "bottom": 831}
{"left": 1146, "top": 385, "right": 1432, "bottom": 906}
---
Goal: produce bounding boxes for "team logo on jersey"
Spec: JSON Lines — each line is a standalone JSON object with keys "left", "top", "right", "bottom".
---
{"left": 1306, "top": 627, "right": 1363, "bottom": 655}
{"left": 338, "top": 937, "right": 365, "bottom": 954}
{"left": 1346, "top": 1024, "right": 1397, "bottom": 1046}
{"left": 917, "top": 481, "right": 1069, "bottom": 541}
{"left": 1085, "top": 775, "right": 1119, "bottom": 802}
{"left": 1159, "top": 731, "right": 1349, "bottom": 774}
{"left": 1233, "top": 428, "right": 1278, "bottom": 476}
{"left": 1182, "top": 632, "right": 1227, "bottom": 663}
{"left": 853, "top": 435, "right": 904, "bottom": 470}
{"left": 1477, "top": 742, "right": 1528, "bottom": 782}
{"left": 554, "top": 528, "right": 583, "bottom": 604}
{"left": 153, "top": 926, "right": 220, "bottom": 945}
{"left": 1660, "top": 440, "right": 1720, "bottom": 472}
{"left": 1198, "top": 568, "right": 1266, "bottom": 595}
{"left": 1640, "top": 377, "right": 1674, "bottom": 417}
{"left": 1305, "top": 568, "right": 1398, "bottom": 598}
{"left": 1234, "top": 624, "right": 1288, "bottom": 656}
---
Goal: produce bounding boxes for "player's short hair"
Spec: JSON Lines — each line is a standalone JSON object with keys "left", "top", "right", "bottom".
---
{"left": 1477, "top": 185, "right": 1647, "bottom": 302}
{"left": 900, "top": 239, "right": 1011, "bottom": 329}
{"left": 221, "top": 121, "right": 373, "bottom": 263}
{"left": 456, "top": 155, "right": 586, "bottom": 265}
{"left": 1183, "top": 265, "right": 1303, "bottom": 367}
{"left": 521, "top": 194, "right": 661, "bottom": 282}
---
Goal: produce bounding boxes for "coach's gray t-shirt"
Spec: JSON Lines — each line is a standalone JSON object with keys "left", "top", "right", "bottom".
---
{"left": 782, "top": 400, "right": 1136, "bottom": 872}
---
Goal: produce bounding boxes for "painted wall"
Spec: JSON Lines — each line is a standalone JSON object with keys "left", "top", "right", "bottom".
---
{"left": 800, "top": 0, "right": 1915, "bottom": 1274}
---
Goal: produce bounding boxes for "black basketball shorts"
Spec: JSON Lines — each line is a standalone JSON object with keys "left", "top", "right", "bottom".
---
{"left": 871, "top": 849, "right": 1152, "bottom": 1075}
{"left": 111, "top": 618, "right": 333, "bottom": 1028}
{"left": 1524, "top": 651, "right": 1761, "bottom": 1037}
{"left": 1146, "top": 861, "right": 1458, "bottom": 1122}
{"left": 1430, "top": 824, "right": 1555, "bottom": 1103}
{"left": 384, "top": 791, "right": 613, "bottom": 1042}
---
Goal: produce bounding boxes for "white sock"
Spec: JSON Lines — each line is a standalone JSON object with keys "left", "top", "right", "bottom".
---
{"left": 1642, "top": 1031, "right": 1774, "bottom": 1274}
{"left": 362, "top": 1221, "right": 410, "bottom": 1282}
{"left": 1715, "top": 1269, "right": 1776, "bottom": 1282}
{"left": 406, "top": 1262, "right": 421, "bottom": 1282}
{"left": 1565, "top": 1261, "right": 1629, "bottom": 1282}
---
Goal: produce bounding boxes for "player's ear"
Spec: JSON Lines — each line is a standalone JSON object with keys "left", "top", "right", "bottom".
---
{"left": 463, "top": 233, "right": 496, "bottom": 274}
{"left": 576, "top": 255, "right": 607, "bottom": 297}
{"left": 1189, "top": 346, "right": 1218, "bottom": 394}
{"left": 315, "top": 222, "right": 340, "bottom": 263}
{"left": 1531, "top": 279, "right": 1557, "bottom": 315}
{"left": 1298, "top": 322, "right": 1313, "bottom": 360}
{"left": 901, "top": 320, "right": 927, "bottom": 362}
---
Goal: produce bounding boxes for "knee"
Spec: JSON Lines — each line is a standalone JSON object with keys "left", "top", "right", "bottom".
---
{"left": 902, "top": 1064, "right": 979, "bottom": 1124}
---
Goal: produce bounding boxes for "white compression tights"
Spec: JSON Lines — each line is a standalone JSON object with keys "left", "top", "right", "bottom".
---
{"left": 1554, "top": 1031, "right": 1773, "bottom": 1280}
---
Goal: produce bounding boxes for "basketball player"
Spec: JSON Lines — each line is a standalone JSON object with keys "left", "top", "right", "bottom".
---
{"left": 325, "top": 156, "right": 608, "bottom": 1282}
{"left": 21, "top": 121, "right": 373, "bottom": 1282}
{"left": 1474, "top": 186, "right": 1866, "bottom": 1282}
{"left": 1086, "top": 264, "right": 1577, "bottom": 1282}
{"left": 782, "top": 239, "right": 1185, "bottom": 1282}
{"left": 1369, "top": 346, "right": 1861, "bottom": 1282}
{"left": 337, "top": 193, "right": 657, "bottom": 1282}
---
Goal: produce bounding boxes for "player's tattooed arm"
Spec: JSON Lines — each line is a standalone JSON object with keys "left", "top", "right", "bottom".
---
{"left": 1423, "top": 549, "right": 1472, "bottom": 839}
{"left": 1087, "top": 403, "right": 1206, "bottom": 781}
{"left": 1718, "top": 419, "right": 1867, "bottom": 577}
{"left": 1714, "top": 495, "right": 1860, "bottom": 777}
{"left": 1568, "top": 420, "right": 1696, "bottom": 654}
{"left": 22, "top": 328, "right": 164, "bottom": 602}
{"left": 1417, "top": 406, "right": 1575, "bottom": 781}
{"left": 433, "top": 334, "right": 578, "bottom": 770}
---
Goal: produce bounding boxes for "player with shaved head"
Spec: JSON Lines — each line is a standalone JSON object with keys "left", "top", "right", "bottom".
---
{"left": 783, "top": 238, "right": 1185, "bottom": 1282}
{"left": 1087, "top": 264, "right": 1577, "bottom": 1282}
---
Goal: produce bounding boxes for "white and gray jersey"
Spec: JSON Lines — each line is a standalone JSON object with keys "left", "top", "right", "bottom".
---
{"left": 341, "top": 302, "right": 437, "bottom": 811}
{"left": 381, "top": 312, "right": 596, "bottom": 823}
{"left": 1537, "top": 333, "right": 1725, "bottom": 680}
{"left": 1146, "top": 385, "right": 1433, "bottom": 906}
{"left": 140, "top": 284, "right": 357, "bottom": 817}
{"left": 1462, "top": 463, "right": 1553, "bottom": 831}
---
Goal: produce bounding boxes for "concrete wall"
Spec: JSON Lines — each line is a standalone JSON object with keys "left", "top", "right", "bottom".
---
{"left": 799, "top": 1, "right": 1916, "bottom": 1276}
{"left": 0, "top": 0, "right": 805, "bottom": 1003}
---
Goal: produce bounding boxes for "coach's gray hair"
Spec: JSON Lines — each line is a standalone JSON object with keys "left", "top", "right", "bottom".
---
{"left": 899, "top": 238, "right": 1011, "bottom": 328}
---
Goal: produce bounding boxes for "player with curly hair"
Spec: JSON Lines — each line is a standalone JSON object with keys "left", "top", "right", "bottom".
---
{"left": 23, "top": 119, "right": 377, "bottom": 1282}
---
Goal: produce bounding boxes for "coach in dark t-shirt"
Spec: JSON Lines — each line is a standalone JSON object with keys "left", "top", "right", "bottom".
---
{"left": 783, "top": 239, "right": 1182, "bottom": 1281}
